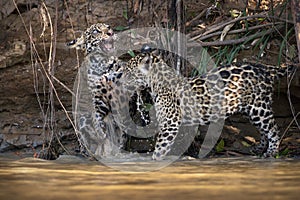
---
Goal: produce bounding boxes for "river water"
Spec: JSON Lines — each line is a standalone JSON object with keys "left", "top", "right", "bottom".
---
{"left": 0, "top": 155, "right": 299, "bottom": 200}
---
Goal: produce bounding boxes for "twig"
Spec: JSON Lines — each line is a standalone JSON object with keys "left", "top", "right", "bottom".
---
{"left": 187, "top": 14, "right": 269, "bottom": 38}
{"left": 280, "top": 66, "right": 300, "bottom": 143}
{"left": 280, "top": 112, "right": 300, "bottom": 143}
{"left": 176, "top": 0, "right": 182, "bottom": 74}
{"left": 287, "top": 69, "right": 300, "bottom": 129}
{"left": 188, "top": 25, "right": 283, "bottom": 47}
{"left": 186, "top": 8, "right": 207, "bottom": 27}
{"left": 63, "top": 0, "right": 81, "bottom": 69}
{"left": 43, "top": 2, "right": 55, "bottom": 146}
{"left": 191, "top": 22, "right": 283, "bottom": 41}
{"left": 188, "top": 13, "right": 294, "bottom": 39}
{"left": 50, "top": 74, "right": 75, "bottom": 96}
{"left": 12, "top": 0, "right": 78, "bottom": 140}
{"left": 199, "top": 14, "right": 271, "bottom": 37}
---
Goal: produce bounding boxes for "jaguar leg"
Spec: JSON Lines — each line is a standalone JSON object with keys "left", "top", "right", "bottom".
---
{"left": 152, "top": 104, "right": 182, "bottom": 160}
{"left": 248, "top": 104, "right": 280, "bottom": 157}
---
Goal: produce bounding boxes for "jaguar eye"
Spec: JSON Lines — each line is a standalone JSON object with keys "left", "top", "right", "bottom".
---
{"left": 92, "top": 29, "right": 100, "bottom": 34}
{"left": 67, "top": 39, "right": 76, "bottom": 46}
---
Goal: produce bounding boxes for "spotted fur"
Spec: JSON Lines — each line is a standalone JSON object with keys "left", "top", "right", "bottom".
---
{"left": 67, "top": 23, "right": 150, "bottom": 156}
{"left": 68, "top": 23, "right": 126, "bottom": 155}
{"left": 125, "top": 53, "right": 292, "bottom": 160}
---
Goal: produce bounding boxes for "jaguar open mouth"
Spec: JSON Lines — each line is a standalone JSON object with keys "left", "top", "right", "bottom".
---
{"left": 101, "top": 38, "right": 114, "bottom": 53}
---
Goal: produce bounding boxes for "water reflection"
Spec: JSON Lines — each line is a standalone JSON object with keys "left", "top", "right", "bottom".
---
{"left": 0, "top": 155, "right": 299, "bottom": 200}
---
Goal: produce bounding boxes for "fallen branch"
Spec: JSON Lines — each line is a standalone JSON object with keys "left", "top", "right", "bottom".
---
{"left": 188, "top": 13, "right": 294, "bottom": 38}
{"left": 188, "top": 25, "right": 283, "bottom": 47}
{"left": 191, "top": 14, "right": 271, "bottom": 37}
{"left": 191, "top": 22, "right": 284, "bottom": 41}
{"left": 186, "top": 9, "right": 207, "bottom": 27}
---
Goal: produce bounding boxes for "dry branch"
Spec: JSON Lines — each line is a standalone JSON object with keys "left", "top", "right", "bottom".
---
{"left": 192, "top": 22, "right": 283, "bottom": 41}
{"left": 188, "top": 13, "right": 294, "bottom": 39}
{"left": 197, "top": 14, "right": 271, "bottom": 37}
{"left": 189, "top": 24, "right": 283, "bottom": 47}
{"left": 185, "top": 8, "right": 207, "bottom": 27}
{"left": 12, "top": 0, "right": 78, "bottom": 147}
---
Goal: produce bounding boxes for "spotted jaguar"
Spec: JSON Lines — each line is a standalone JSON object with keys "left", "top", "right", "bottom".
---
{"left": 67, "top": 23, "right": 127, "bottom": 156}
{"left": 67, "top": 23, "right": 151, "bottom": 156}
{"left": 122, "top": 53, "right": 294, "bottom": 160}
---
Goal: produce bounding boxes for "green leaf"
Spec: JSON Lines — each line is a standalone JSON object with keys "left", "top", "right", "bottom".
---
{"left": 144, "top": 103, "right": 153, "bottom": 111}
{"left": 241, "top": 141, "right": 251, "bottom": 147}
{"left": 114, "top": 26, "right": 128, "bottom": 31}
{"left": 287, "top": 45, "right": 296, "bottom": 60}
{"left": 216, "top": 139, "right": 225, "bottom": 152}
{"left": 128, "top": 50, "right": 135, "bottom": 57}
{"left": 123, "top": 9, "right": 128, "bottom": 20}
{"left": 280, "top": 148, "right": 290, "bottom": 156}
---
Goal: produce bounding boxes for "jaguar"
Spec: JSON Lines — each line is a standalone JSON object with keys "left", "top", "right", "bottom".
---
{"left": 67, "top": 23, "right": 127, "bottom": 156}
{"left": 67, "top": 23, "right": 151, "bottom": 156}
{"left": 122, "top": 52, "right": 294, "bottom": 160}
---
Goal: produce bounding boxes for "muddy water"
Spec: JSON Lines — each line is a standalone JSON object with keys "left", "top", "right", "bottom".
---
{"left": 0, "top": 155, "right": 299, "bottom": 200}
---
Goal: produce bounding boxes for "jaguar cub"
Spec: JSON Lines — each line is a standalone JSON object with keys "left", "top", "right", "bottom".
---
{"left": 127, "top": 53, "right": 292, "bottom": 160}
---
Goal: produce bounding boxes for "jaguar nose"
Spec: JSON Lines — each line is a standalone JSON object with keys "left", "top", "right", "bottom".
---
{"left": 107, "top": 29, "right": 114, "bottom": 36}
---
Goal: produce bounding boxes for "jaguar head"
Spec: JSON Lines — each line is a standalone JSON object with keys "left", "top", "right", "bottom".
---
{"left": 67, "top": 23, "right": 115, "bottom": 54}
{"left": 136, "top": 53, "right": 161, "bottom": 75}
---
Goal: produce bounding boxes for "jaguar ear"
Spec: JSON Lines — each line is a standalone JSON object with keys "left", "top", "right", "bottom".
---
{"left": 139, "top": 54, "right": 152, "bottom": 75}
